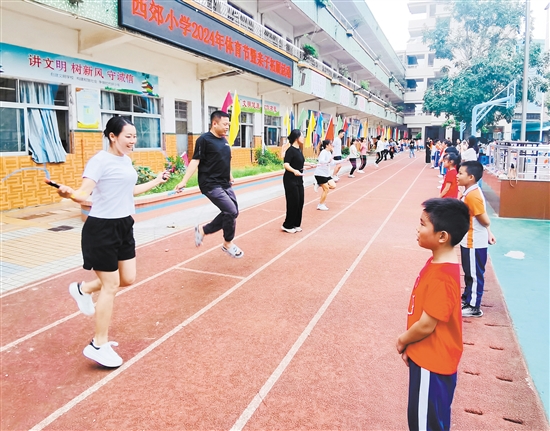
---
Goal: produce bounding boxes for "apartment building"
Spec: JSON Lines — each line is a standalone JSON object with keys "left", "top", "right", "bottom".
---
{"left": 0, "top": 0, "right": 405, "bottom": 210}
{"left": 395, "top": 0, "right": 453, "bottom": 143}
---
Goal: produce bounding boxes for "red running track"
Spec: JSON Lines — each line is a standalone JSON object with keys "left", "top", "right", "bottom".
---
{"left": 1, "top": 156, "right": 547, "bottom": 430}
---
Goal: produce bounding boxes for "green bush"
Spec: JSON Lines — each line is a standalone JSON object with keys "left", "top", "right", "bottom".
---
{"left": 255, "top": 148, "right": 282, "bottom": 166}
{"left": 133, "top": 163, "right": 157, "bottom": 185}
{"left": 342, "top": 147, "right": 350, "bottom": 157}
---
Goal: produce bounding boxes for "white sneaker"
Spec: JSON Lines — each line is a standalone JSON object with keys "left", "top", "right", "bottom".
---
{"left": 83, "top": 340, "right": 123, "bottom": 367}
{"left": 438, "top": 174, "right": 443, "bottom": 178}
{"left": 374, "top": 164, "right": 379, "bottom": 169}
{"left": 69, "top": 282, "right": 95, "bottom": 316}
{"left": 317, "top": 204, "right": 329, "bottom": 211}
{"left": 438, "top": 180, "right": 444, "bottom": 183}
{"left": 348, "top": 174, "right": 355, "bottom": 178}
{"left": 357, "top": 170, "right": 365, "bottom": 173}
{"left": 294, "top": 227, "right": 303, "bottom": 232}
{"left": 313, "top": 182, "right": 319, "bottom": 193}
{"left": 281, "top": 226, "right": 296, "bottom": 233}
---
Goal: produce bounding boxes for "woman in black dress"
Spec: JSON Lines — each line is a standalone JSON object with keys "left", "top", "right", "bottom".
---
{"left": 281, "top": 129, "right": 316, "bottom": 233}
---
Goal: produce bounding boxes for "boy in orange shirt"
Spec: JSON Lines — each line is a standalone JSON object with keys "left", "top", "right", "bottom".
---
{"left": 397, "top": 198, "right": 470, "bottom": 431}
{"left": 439, "top": 153, "right": 460, "bottom": 199}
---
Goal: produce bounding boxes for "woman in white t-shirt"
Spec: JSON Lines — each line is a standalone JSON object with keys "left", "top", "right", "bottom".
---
{"left": 314, "top": 140, "right": 337, "bottom": 210}
{"left": 56, "top": 116, "right": 169, "bottom": 368}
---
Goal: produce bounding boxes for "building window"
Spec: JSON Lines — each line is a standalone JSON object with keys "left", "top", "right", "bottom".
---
{"left": 101, "top": 91, "right": 161, "bottom": 149}
{"left": 264, "top": 115, "right": 281, "bottom": 146}
{"left": 175, "top": 100, "right": 188, "bottom": 155}
{"left": 0, "top": 77, "right": 69, "bottom": 162}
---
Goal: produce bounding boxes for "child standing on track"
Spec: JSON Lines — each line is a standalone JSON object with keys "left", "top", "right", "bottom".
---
{"left": 397, "top": 198, "right": 470, "bottom": 431}
{"left": 457, "top": 161, "right": 497, "bottom": 318}
{"left": 439, "top": 153, "right": 460, "bottom": 199}
{"left": 57, "top": 116, "right": 169, "bottom": 367}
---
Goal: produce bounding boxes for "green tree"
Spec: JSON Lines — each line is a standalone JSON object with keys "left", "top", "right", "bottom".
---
{"left": 422, "top": 0, "right": 550, "bottom": 128}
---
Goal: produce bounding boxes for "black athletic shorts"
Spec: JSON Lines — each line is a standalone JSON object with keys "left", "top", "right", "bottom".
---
{"left": 82, "top": 216, "right": 136, "bottom": 272}
{"left": 315, "top": 175, "right": 332, "bottom": 185}
{"left": 333, "top": 156, "right": 342, "bottom": 161}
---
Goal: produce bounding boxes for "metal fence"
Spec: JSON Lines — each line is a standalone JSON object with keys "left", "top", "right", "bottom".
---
{"left": 486, "top": 142, "right": 550, "bottom": 181}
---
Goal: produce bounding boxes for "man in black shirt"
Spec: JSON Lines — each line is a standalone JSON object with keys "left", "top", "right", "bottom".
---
{"left": 176, "top": 111, "right": 243, "bottom": 258}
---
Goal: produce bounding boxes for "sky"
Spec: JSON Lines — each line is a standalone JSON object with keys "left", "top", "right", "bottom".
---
{"left": 365, "top": 0, "right": 550, "bottom": 52}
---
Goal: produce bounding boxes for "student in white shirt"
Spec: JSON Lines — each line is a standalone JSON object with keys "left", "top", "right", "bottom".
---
{"left": 56, "top": 116, "right": 169, "bottom": 368}
{"left": 331, "top": 129, "right": 345, "bottom": 181}
{"left": 348, "top": 138, "right": 360, "bottom": 177}
{"left": 314, "top": 140, "right": 337, "bottom": 210}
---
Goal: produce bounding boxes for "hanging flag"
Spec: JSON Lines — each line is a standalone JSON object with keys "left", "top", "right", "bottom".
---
{"left": 283, "top": 109, "right": 291, "bottom": 136}
{"left": 221, "top": 91, "right": 233, "bottom": 113}
{"left": 343, "top": 118, "right": 349, "bottom": 132}
{"left": 181, "top": 151, "right": 189, "bottom": 167}
{"left": 386, "top": 126, "right": 391, "bottom": 140}
{"left": 297, "top": 108, "right": 307, "bottom": 130}
{"left": 228, "top": 91, "right": 241, "bottom": 146}
{"left": 357, "top": 122, "right": 363, "bottom": 139}
{"left": 316, "top": 112, "right": 324, "bottom": 138}
{"left": 336, "top": 116, "right": 343, "bottom": 132}
{"left": 290, "top": 110, "right": 295, "bottom": 130}
{"left": 304, "top": 111, "right": 316, "bottom": 148}
{"left": 324, "top": 116, "right": 335, "bottom": 141}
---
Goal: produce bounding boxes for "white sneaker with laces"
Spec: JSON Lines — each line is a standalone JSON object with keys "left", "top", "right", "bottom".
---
{"left": 83, "top": 340, "right": 123, "bottom": 367}
{"left": 313, "top": 182, "right": 319, "bottom": 193}
{"left": 69, "top": 282, "right": 95, "bottom": 316}
{"left": 317, "top": 204, "right": 329, "bottom": 211}
{"left": 281, "top": 226, "right": 297, "bottom": 233}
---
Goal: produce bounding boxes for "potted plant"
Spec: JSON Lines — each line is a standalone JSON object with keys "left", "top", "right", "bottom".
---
{"left": 302, "top": 44, "right": 319, "bottom": 60}
{"left": 360, "top": 80, "right": 370, "bottom": 91}
{"left": 338, "top": 64, "right": 349, "bottom": 78}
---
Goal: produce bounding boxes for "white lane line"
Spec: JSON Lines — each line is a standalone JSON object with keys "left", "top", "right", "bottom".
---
{"left": 0, "top": 227, "right": 192, "bottom": 299}
{"left": 230, "top": 164, "right": 427, "bottom": 431}
{"left": 1, "top": 159, "right": 407, "bottom": 350}
{"left": 175, "top": 267, "right": 245, "bottom": 280}
{"left": 0, "top": 155, "right": 397, "bottom": 299}
{"left": 0, "top": 215, "right": 281, "bottom": 353}
{"left": 29, "top": 161, "right": 418, "bottom": 431}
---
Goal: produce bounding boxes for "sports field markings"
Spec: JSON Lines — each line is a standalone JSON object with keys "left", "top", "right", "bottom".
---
{"left": 230, "top": 164, "right": 427, "bottom": 431}
{"left": 1, "top": 158, "right": 407, "bottom": 351}
{"left": 175, "top": 267, "right": 245, "bottom": 280}
{"left": 29, "top": 160, "right": 418, "bottom": 431}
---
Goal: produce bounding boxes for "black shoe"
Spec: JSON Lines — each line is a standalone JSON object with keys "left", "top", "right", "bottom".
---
{"left": 462, "top": 305, "right": 483, "bottom": 317}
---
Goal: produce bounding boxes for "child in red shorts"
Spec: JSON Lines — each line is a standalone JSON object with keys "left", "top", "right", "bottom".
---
{"left": 397, "top": 198, "right": 470, "bottom": 430}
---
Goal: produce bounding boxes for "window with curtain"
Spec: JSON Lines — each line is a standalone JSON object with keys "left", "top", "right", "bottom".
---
{"left": 101, "top": 91, "right": 161, "bottom": 149}
{"left": 0, "top": 77, "right": 68, "bottom": 162}
{"left": 175, "top": 100, "right": 188, "bottom": 155}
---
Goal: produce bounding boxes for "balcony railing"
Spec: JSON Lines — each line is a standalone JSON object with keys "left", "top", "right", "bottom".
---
{"left": 192, "top": 0, "right": 400, "bottom": 111}
{"left": 194, "top": 0, "right": 302, "bottom": 58}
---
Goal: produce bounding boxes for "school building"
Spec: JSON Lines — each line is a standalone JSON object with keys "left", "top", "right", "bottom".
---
{"left": 0, "top": 0, "right": 405, "bottom": 210}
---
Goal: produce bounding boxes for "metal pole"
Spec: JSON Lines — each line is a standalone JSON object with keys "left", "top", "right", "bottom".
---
{"left": 539, "top": 91, "right": 544, "bottom": 142}
{"left": 520, "top": 0, "right": 531, "bottom": 141}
